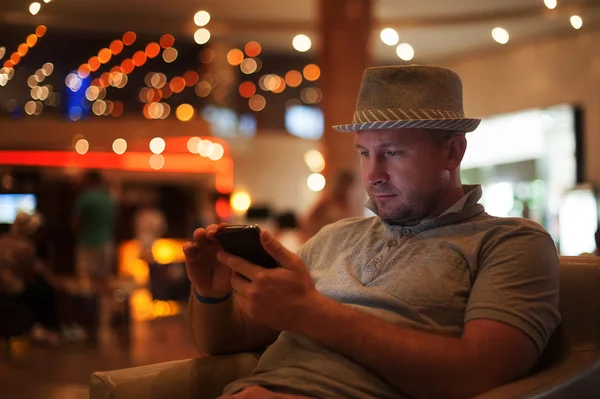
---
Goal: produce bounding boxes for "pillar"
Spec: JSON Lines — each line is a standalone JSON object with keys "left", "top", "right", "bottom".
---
{"left": 319, "top": 0, "right": 372, "bottom": 182}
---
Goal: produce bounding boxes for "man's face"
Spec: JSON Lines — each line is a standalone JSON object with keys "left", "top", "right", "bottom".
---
{"left": 355, "top": 128, "right": 451, "bottom": 224}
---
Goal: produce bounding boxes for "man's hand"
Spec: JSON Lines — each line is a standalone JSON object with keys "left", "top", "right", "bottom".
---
{"left": 184, "top": 223, "right": 232, "bottom": 298}
{"left": 216, "top": 229, "right": 322, "bottom": 331}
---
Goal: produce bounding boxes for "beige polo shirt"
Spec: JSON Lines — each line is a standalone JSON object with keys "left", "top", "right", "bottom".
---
{"left": 224, "top": 185, "right": 561, "bottom": 399}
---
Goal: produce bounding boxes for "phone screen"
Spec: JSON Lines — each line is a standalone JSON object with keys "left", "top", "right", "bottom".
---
{"left": 215, "top": 225, "right": 279, "bottom": 268}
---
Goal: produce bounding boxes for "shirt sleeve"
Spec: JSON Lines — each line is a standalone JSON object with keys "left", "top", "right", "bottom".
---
{"left": 464, "top": 224, "right": 561, "bottom": 354}
{"left": 296, "top": 236, "right": 314, "bottom": 272}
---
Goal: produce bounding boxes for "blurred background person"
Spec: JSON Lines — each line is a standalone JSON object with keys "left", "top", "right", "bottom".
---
{"left": 0, "top": 212, "right": 61, "bottom": 345}
{"left": 302, "top": 170, "right": 357, "bottom": 239}
{"left": 134, "top": 194, "right": 167, "bottom": 264}
{"left": 73, "top": 171, "right": 116, "bottom": 335}
{"left": 274, "top": 211, "right": 304, "bottom": 253}
{"left": 195, "top": 190, "right": 222, "bottom": 229}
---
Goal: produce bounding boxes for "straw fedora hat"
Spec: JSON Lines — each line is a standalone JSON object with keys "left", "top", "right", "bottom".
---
{"left": 333, "top": 65, "right": 481, "bottom": 133}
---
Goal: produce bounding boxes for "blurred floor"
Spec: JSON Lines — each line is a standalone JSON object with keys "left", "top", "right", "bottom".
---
{"left": 0, "top": 314, "right": 198, "bottom": 399}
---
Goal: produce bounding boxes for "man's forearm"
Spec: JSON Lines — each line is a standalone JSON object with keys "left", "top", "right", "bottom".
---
{"left": 295, "top": 296, "right": 496, "bottom": 399}
{"left": 189, "top": 293, "right": 279, "bottom": 356}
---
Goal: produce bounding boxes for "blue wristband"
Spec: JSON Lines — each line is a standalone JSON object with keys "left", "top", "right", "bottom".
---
{"left": 193, "top": 287, "right": 233, "bottom": 304}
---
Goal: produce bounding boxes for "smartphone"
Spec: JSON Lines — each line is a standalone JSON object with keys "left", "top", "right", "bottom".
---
{"left": 214, "top": 225, "right": 279, "bottom": 268}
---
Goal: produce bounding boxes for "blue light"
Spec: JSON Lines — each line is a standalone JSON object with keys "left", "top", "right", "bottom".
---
{"left": 66, "top": 71, "right": 90, "bottom": 121}
{"left": 285, "top": 105, "right": 324, "bottom": 140}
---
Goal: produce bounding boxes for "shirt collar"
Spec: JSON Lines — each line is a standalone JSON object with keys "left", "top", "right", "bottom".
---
{"left": 440, "top": 185, "right": 480, "bottom": 216}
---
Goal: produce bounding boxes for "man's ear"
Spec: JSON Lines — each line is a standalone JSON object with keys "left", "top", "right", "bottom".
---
{"left": 445, "top": 134, "right": 467, "bottom": 171}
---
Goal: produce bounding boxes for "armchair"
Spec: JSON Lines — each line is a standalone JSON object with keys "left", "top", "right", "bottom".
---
{"left": 90, "top": 256, "right": 600, "bottom": 399}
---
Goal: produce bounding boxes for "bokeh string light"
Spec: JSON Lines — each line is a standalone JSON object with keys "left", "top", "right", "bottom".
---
{"left": 302, "top": 64, "right": 321, "bottom": 81}
{"left": 193, "top": 11, "right": 211, "bottom": 45}
{"left": 83, "top": 34, "right": 177, "bottom": 118}
{"left": 29, "top": 2, "right": 41, "bottom": 15}
{"left": 292, "top": 34, "right": 311, "bottom": 52}
{"left": 139, "top": 69, "right": 201, "bottom": 119}
{"left": 2, "top": 25, "right": 47, "bottom": 84}
{"left": 24, "top": 62, "right": 58, "bottom": 114}
{"left": 76, "top": 32, "right": 136, "bottom": 81}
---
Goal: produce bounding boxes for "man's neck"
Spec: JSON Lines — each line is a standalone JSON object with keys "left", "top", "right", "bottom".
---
{"left": 414, "top": 184, "right": 466, "bottom": 224}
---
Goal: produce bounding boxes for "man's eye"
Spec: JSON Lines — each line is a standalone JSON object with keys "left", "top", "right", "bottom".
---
{"left": 359, "top": 151, "right": 369, "bottom": 157}
{"left": 386, "top": 151, "right": 397, "bottom": 156}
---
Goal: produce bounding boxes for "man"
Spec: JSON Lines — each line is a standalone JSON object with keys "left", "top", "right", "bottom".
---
{"left": 73, "top": 171, "right": 116, "bottom": 333}
{"left": 184, "top": 66, "right": 560, "bottom": 399}
{"left": 134, "top": 194, "right": 167, "bottom": 264}
{"left": 0, "top": 212, "right": 61, "bottom": 344}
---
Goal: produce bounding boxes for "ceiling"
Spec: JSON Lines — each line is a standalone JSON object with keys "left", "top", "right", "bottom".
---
{"left": 1, "top": 0, "right": 599, "bottom": 63}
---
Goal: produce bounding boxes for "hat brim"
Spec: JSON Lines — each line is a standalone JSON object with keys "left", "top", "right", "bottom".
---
{"left": 333, "top": 118, "right": 481, "bottom": 133}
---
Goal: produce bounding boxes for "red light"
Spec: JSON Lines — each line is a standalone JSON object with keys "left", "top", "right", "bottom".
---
{"left": 215, "top": 198, "right": 232, "bottom": 220}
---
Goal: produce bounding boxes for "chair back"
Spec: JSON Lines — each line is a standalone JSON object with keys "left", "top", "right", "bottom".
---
{"left": 538, "top": 256, "right": 600, "bottom": 367}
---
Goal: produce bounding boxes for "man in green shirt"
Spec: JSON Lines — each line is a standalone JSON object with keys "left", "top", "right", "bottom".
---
{"left": 74, "top": 171, "right": 116, "bottom": 333}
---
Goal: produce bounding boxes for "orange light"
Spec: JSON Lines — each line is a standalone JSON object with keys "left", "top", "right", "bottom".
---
{"left": 90, "top": 78, "right": 101, "bottom": 87}
{"left": 110, "top": 40, "right": 124, "bottom": 55}
{"left": 183, "top": 70, "right": 199, "bottom": 87}
{"left": 17, "top": 43, "right": 29, "bottom": 57}
{"left": 132, "top": 51, "right": 147, "bottom": 67}
{"left": 10, "top": 53, "right": 21, "bottom": 65}
{"left": 226, "top": 49, "right": 244, "bottom": 66}
{"left": 244, "top": 41, "right": 261, "bottom": 57}
{"left": 145, "top": 42, "right": 161, "bottom": 59}
{"left": 272, "top": 77, "right": 286, "bottom": 93}
{"left": 215, "top": 197, "right": 232, "bottom": 220}
{"left": 78, "top": 63, "right": 91, "bottom": 79}
{"left": 285, "top": 70, "right": 303, "bottom": 87}
{"left": 238, "top": 81, "right": 256, "bottom": 98}
{"left": 159, "top": 34, "right": 175, "bottom": 49}
{"left": 303, "top": 64, "right": 321, "bottom": 81}
{"left": 111, "top": 101, "right": 124, "bottom": 117}
{"left": 151, "top": 241, "right": 180, "bottom": 265}
{"left": 169, "top": 76, "right": 186, "bottom": 93}
{"left": 175, "top": 104, "right": 194, "bottom": 122}
{"left": 26, "top": 34, "right": 38, "bottom": 48}
{"left": 110, "top": 66, "right": 123, "bottom": 73}
{"left": 162, "top": 85, "right": 172, "bottom": 99}
{"left": 88, "top": 56, "right": 101, "bottom": 72}
{"left": 123, "top": 31, "right": 137, "bottom": 46}
{"left": 98, "top": 48, "right": 112, "bottom": 64}
{"left": 99, "top": 72, "right": 110, "bottom": 88}
{"left": 4, "top": 60, "right": 14, "bottom": 68}
{"left": 121, "top": 58, "right": 135, "bottom": 74}
{"left": 149, "top": 88, "right": 162, "bottom": 102}
{"left": 142, "top": 103, "right": 152, "bottom": 119}
{"left": 0, "top": 139, "right": 233, "bottom": 195}
{"left": 0, "top": 151, "right": 234, "bottom": 183}
{"left": 35, "top": 25, "right": 47, "bottom": 38}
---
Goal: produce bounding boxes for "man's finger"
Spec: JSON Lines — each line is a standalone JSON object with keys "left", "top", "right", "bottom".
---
{"left": 217, "top": 250, "right": 261, "bottom": 280}
{"left": 183, "top": 242, "right": 198, "bottom": 257}
{"left": 260, "top": 229, "right": 296, "bottom": 269}
{"left": 230, "top": 271, "right": 252, "bottom": 293}
{"left": 192, "top": 228, "right": 208, "bottom": 243}
{"left": 206, "top": 222, "right": 229, "bottom": 239}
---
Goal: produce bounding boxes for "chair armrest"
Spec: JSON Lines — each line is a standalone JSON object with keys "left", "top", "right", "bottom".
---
{"left": 89, "top": 352, "right": 260, "bottom": 399}
{"left": 473, "top": 351, "right": 600, "bottom": 399}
